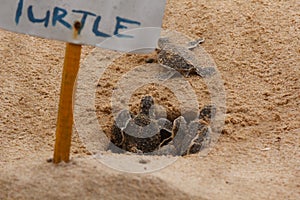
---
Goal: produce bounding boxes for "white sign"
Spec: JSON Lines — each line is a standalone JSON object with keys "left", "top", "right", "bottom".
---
{"left": 0, "top": 0, "right": 166, "bottom": 51}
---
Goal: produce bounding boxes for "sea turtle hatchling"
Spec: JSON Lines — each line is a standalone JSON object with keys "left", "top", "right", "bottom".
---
{"left": 109, "top": 95, "right": 216, "bottom": 156}
{"left": 156, "top": 104, "right": 216, "bottom": 156}
{"left": 110, "top": 96, "right": 173, "bottom": 154}
{"left": 157, "top": 37, "right": 216, "bottom": 78}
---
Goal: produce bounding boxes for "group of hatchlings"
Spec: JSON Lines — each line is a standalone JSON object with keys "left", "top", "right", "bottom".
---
{"left": 109, "top": 37, "right": 216, "bottom": 156}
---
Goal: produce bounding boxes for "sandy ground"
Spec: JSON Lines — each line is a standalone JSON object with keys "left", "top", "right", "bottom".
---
{"left": 1, "top": 0, "right": 299, "bottom": 199}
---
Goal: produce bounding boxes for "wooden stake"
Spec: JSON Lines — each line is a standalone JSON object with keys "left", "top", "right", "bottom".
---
{"left": 53, "top": 42, "right": 82, "bottom": 164}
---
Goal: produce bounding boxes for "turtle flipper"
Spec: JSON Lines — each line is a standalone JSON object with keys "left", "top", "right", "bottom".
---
{"left": 195, "top": 66, "right": 216, "bottom": 78}
{"left": 114, "top": 109, "right": 132, "bottom": 131}
{"left": 183, "top": 122, "right": 211, "bottom": 155}
{"left": 156, "top": 67, "right": 178, "bottom": 81}
{"left": 110, "top": 109, "right": 132, "bottom": 147}
{"left": 157, "top": 118, "right": 173, "bottom": 148}
{"left": 171, "top": 116, "right": 189, "bottom": 155}
{"left": 187, "top": 38, "right": 205, "bottom": 50}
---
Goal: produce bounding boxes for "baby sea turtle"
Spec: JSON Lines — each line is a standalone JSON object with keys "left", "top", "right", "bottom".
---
{"left": 157, "top": 37, "right": 216, "bottom": 78}
{"left": 157, "top": 104, "right": 216, "bottom": 156}
{"left": 110, "top": 96, "right": 173, "bottom": 154}
{"left": 110, "top": 95, "right": 216, "bottom": 156}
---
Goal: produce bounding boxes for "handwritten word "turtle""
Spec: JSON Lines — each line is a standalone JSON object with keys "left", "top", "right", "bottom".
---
{"left": 15, "top": 0, "right": 141, "bottom": 38}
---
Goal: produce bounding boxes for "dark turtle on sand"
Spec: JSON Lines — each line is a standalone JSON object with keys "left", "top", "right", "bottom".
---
{"left": 110, "top": 96, "right": 173, "bottom": 154}
{"left": 156, "top": 104, "right": 216, "bottom": 156}
{"left": 110, "top": 95, "right": 216, "bottom": 156}
{"left": 157, "top": 37, "right": 216, "bottom": 78}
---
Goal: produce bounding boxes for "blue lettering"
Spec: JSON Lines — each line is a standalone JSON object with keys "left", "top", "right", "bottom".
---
{"left": 52, "top": 7, "right": 71, "bottom": 29}
{"left": 28, "top": 6, "right": 50, "bottom": 27}
{"left": 114, "top": 16, "right": 141, "bottom": 38}
{"left": 15, "top": 0, "right": 23, "bottom": 24}
{"left": 15, "top": 4, "right": 143, "bottom": 40}
{"left": 72, "top": 10, "right": 96, "bottom": 34}
{"left": 92, "top": 16, "right": 110, "bottom": 37}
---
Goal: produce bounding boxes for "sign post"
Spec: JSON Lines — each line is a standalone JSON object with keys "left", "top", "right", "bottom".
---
{"left": 53, "top": 43, "right": 82, "bottom": 163}
{"left": 0, "top": 0, "right": 166, "bottom": 163}
{"left": 53, "top": 22, "right": 82, "bottom": 163}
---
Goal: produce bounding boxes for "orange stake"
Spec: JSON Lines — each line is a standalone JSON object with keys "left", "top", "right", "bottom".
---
{"left": 53, "top": 42, "right": 82, "bottom": 164}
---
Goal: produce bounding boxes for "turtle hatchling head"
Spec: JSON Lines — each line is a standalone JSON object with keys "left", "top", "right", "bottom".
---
{"left": 140, "top": 96, "right": 154, "bottom": 114}
{"left": 157, "top": 37, "right": 171, "bottom": 49}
